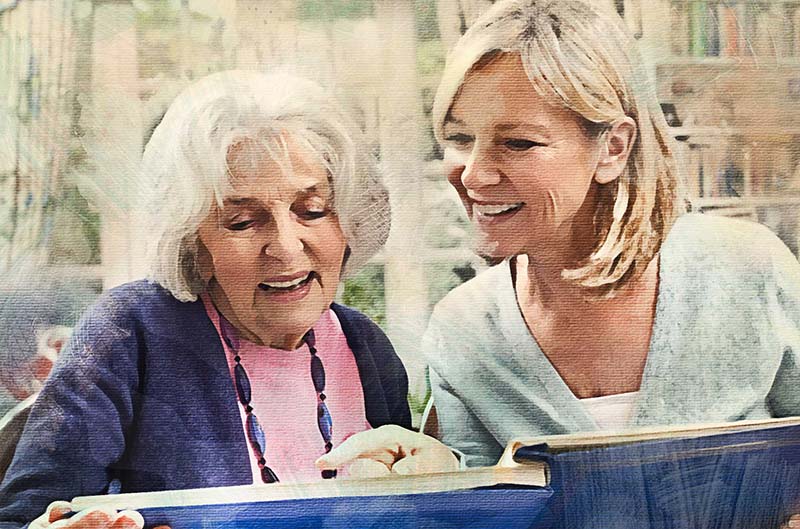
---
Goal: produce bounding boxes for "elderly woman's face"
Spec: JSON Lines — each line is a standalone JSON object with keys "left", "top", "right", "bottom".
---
{"left": 197, "top": 138, "right": 347, "bottom": 349}
{"left": 441, "top": 54, "right": 604, "bottom": 261}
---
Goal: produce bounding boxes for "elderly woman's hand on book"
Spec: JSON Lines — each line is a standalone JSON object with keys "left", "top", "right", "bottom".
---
{"left": 29, "top": 501, "right": 145, "bottom": 529}
{"left": 316, "top": 425, "right": 459, "bottom": 477}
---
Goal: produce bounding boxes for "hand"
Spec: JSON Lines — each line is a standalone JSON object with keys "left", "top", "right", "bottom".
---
{"left": 315, "top": 425, "right": 459, "bottom": 478}
{"left": 781, "top": 514, "right": 800, "bottom": 528}
{"left": 29, "top": 501, "right": 148, "bottom": 529}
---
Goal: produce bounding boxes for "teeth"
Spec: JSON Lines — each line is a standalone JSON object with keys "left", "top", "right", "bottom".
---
{"left": 474, "top": 203, "right": 522, "bottom": 216}
{"left": 260, "top": 273, "right": 310, "bottom": 289}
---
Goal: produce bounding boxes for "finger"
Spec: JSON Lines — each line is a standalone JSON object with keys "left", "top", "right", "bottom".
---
{"left": 392, "top": 451, "right": 459, "bottom": 475}
{"left": 345, "top": 458, "right": 392, "bottom": 479}
{"left": 785, "top": 514, "right": 800, "bottom": 528}
{"left": 50, "top": 507, "right": 115, "bottom": 529}
{"left": 110, "top": 510, "right": 145, "bottom": 529}
{"left": 46, "top": 501, "right": 74, "bottom": 523}
{"left": 316, "top": 429, "right": 403, "bottom": 470}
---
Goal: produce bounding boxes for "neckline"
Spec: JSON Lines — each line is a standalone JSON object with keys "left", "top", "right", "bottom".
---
{"left": 200, "top": 294, "right": 332, "bottom": 354}
{"left": 497, "top": 247, "right": 669, "bottom": 428}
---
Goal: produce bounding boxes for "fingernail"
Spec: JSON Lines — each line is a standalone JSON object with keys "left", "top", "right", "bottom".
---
{"left": 115, "top": 510, "right": 145, "bottom": 527}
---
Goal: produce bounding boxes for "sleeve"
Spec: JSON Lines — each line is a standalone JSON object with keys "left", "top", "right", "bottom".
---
{"left": 0, "top": 293, "right": 141, "bottom": 527}
{"left": 765, "top": 239, "right": 800, "bottom": 417}
{"left": 423, "top": 321, "right": 503, "bottom": 468}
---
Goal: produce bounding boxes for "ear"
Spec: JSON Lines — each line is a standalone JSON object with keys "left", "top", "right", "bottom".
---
{"left": 196, "top": 238, "right": 214, "bottom": 284}
{"left": 594, "top": 117, "right": 637, "bottom": 185}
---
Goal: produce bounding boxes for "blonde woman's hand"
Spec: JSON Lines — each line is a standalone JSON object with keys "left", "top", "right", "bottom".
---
{"left": 315, "top": 425, "right": 459, "bottom": 478}
{"left": 29, "top": 501, "right": 146, "bottom": 529}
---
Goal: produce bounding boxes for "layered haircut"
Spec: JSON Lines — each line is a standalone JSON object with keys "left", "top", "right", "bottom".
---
{"left": 143, "top": 70, "right": 389, "bottom": 302}
{"left": 433, "top": 0, "right": 684, "bottom": 296}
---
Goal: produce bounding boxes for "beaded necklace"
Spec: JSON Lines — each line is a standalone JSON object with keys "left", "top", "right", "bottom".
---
{"left": 217, "top": 312, "right": 336, "bottom": 483}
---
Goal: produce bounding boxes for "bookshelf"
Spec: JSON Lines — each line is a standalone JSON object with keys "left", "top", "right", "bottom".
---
{"left": 645, "top": 0, "right": 800, "bottom": 254}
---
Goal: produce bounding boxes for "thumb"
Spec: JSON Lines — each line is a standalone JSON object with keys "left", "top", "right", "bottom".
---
{"left": 46, "top": 501, "right": 73, "bottom": 523}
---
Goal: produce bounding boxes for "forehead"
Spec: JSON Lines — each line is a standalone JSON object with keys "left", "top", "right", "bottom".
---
{"left": 225, "top": 136, "right": 330, "bottom": 196}
{"left": 448, "top": 54, "right": 576, "bottom": 130}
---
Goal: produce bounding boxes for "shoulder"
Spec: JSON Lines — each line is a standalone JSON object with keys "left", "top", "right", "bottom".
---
{"left": 660, "top": 213, "right": 800, "bottom": 313}
{"left": 90, "top": 279, "right": 203, "bottom": 323}
{"left": 330, "top": 303, "right": 397, "bottom": 361}
{"left": 330, "top": 303, "right": 386, "bottom": 341}
{"left": 429, "top": 262, "right": 510, "bottom": 328}
{"left": 72, "top": 280, "right": 206, "bottom": 350}
{"left": 666, "top": 213, "right": 787, "bottom": 268}
{"left": 423, "top": 263, "right": 512, "bottom": 372}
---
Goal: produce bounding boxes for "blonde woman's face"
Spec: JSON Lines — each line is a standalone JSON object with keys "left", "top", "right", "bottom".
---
{"left": 197, "top": 138, "right": 347, "bottom": 350}
{"left": 441, "top": 54, "right": 603, "bottom": 261}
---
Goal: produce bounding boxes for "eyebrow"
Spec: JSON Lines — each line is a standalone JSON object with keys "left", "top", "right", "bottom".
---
{"left": 443, "top": 118, "right": 549, "bottom": 133}
{"left": 495, "top": 122, "right": 549, "bottom": 132}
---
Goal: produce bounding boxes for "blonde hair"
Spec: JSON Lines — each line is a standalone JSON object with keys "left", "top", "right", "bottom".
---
{"left": 433, "top": 0, "right": 684, "bottom": 296}
{"left": 142, "top": 70, "right": 389, "bottom": 302}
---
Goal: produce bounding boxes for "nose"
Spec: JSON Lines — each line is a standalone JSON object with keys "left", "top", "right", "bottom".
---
{"left": 263, "top": 212, "right": 305, "bottom": 261}
{"left": 460, "top": 145, "right": 501, "bottom": 191}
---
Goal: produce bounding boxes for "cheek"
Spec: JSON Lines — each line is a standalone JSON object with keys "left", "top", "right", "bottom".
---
{"left": 442, "top": 150, "right": 469, "bottom": 204}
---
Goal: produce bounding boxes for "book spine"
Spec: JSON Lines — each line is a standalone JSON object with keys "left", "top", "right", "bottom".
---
{"left": 752, "top": 4, "right": 777, "bottom": 57}
{"left": 718, "top": 3, "right": 740, "bottom": 57}
{"left": 671, "top": 1, "right": 690, "bottom": 56}
{"left": 706, "top": 2, "right": 721, "bottom": 57}
{"left": 690, "top": 0, "right": 709, "bottom": 57}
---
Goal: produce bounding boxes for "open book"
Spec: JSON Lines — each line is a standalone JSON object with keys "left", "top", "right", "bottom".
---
{"left": 72, "top": 416, "right": 800, "bottom": 529}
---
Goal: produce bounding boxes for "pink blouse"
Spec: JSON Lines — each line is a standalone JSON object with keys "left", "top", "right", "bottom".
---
{"left": 202, "top": 297, "right": 371, "bottom": 484}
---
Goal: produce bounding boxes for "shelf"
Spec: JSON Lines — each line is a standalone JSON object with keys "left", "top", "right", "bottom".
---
{"left": 691, "top": 196, "right": 800, "bottom": 209}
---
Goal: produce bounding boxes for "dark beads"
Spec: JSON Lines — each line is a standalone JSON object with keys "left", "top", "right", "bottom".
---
{"left": 261, "top": 466, "right": 279, "bottom": 484}
{"left": 234, "top": 363, "right": 252, "bottom": 404}
{"left": 246, "top": 413, "right": 267, "bottom": 458}
{"left": 310, "top": 355, "right": 326, "bottom": 392}
{"left": 304, "top": 329, "right": 316, "bottom": 349}
{"left": 317, "top": 402, "right": 333, "bottom": 442}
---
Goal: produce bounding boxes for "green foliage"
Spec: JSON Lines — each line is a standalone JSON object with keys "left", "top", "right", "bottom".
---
{"left": 341, "top": 264, "right": 385, "bottom": 326}
{"left": 417, "top": 39, "right": 445, "bottom": 76}
{"left": 296, "top": 0, "right": 374, "bottom": 20}
{"left": 47, "top": 185, "right": 101, "bottom": 265}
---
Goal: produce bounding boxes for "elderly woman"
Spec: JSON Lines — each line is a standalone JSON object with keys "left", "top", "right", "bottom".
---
{"left": 0, "top": 70, "right": 410, "bottom": 529}
{"left": 319, "top": 0, "right": 800, "bottom": 496}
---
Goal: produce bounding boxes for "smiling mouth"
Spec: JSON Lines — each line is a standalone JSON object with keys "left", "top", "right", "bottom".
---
{"left": 473, "top": 202, "right": 524, "bottom": 219}
{"left": 258, "top": 272, "right": 316, "bottom": 292}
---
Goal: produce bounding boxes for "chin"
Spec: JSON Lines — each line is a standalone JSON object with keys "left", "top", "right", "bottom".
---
{"left": 472, "top": 233, "right": 525, "bottom": 261}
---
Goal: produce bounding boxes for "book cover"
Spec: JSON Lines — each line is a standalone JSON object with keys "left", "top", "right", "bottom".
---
{"left": 73, "top": 418, "right": 800, "bottom": 529}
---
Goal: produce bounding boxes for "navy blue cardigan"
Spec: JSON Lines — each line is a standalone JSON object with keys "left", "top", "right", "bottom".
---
{"left": 0, "top": 281, "right": 410, "bottom": 527}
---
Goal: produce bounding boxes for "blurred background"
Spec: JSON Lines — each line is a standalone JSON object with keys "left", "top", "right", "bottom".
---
{"left": 1, "top": 0, "right": 799, "bottom": 423}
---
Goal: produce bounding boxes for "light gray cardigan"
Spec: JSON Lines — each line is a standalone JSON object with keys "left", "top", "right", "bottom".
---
{"left": 425, "top": 214, "right": 800, "bottom": 467}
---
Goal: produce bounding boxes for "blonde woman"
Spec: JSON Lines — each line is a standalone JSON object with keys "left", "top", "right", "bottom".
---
{"left": 319, "top": 0, "right": 800, "bottom": 495}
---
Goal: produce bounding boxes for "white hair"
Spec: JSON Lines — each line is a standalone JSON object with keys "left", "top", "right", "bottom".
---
{"left": 433, "top": 0, "right": 684, "bottom": 297}
{"left": 142, "top": 70, "right": 389, "bottom": 302}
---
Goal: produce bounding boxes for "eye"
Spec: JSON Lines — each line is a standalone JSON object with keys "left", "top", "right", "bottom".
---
{"left": 444, "top": 133, "right": 474, "bottom": 147}
{"left": 295, "top": 198, "right": 332, "bottom": 221}
{"left": 226, "top": 219, "right": 255, "bottom": 231}
{"left": 504, "top": 139, "right": 542, "bottom": 151}
{"left": 301, "top": 209, "right": 329, "bottom": 220}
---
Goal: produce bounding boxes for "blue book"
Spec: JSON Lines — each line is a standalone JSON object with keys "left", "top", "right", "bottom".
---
{"left": 72, "top": 417, "right": 800, "bottom": 529}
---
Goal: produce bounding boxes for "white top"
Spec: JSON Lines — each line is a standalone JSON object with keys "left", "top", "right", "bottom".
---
{"left": 580, "top": 391, "right": 640, "bottom": 431}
